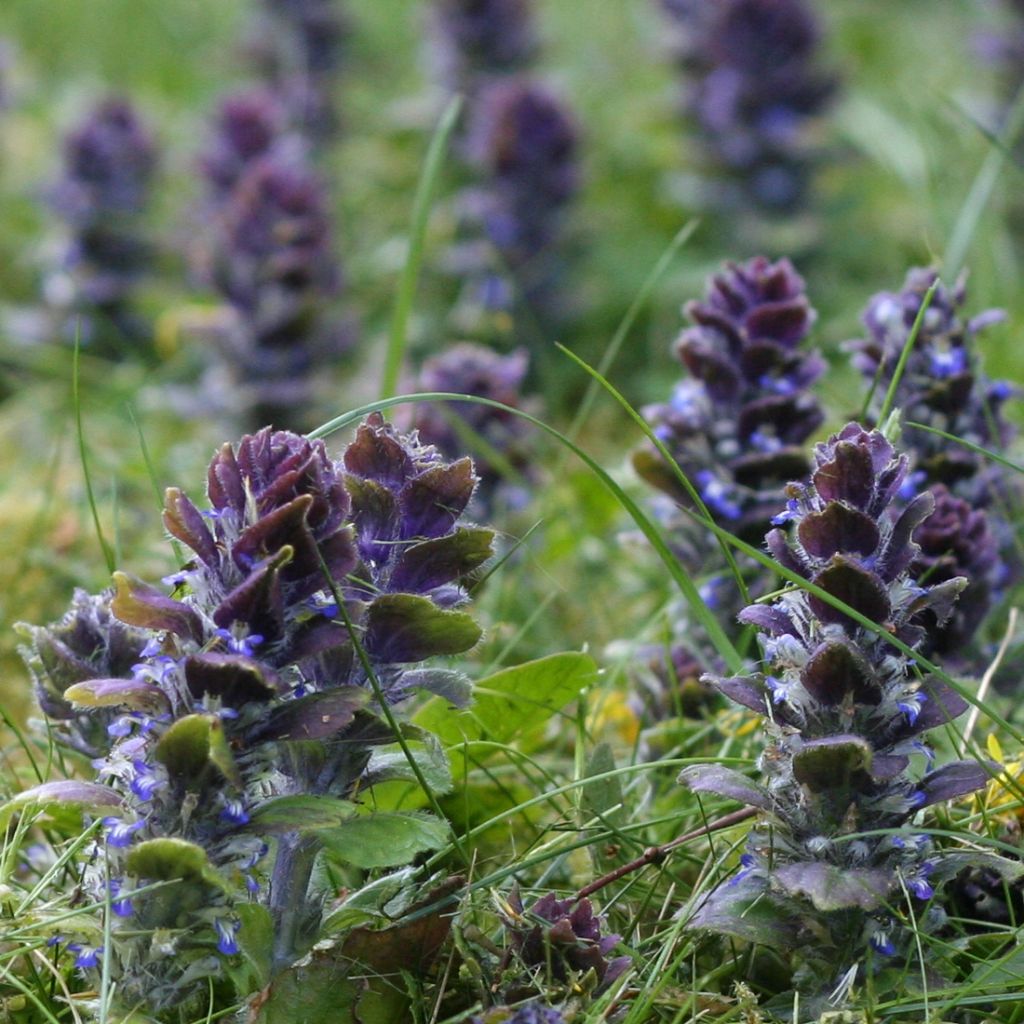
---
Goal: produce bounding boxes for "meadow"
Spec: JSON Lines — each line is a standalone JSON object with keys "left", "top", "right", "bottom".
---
{"left": 3, "top": 1, "right": 1024, "bottom": 1021}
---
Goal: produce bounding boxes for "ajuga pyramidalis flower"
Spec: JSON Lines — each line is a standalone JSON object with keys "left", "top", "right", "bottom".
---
{"left": 204, "top": 152, "right": 351, "bottom": 430}
{"left": 200, "top": 90, "right": 294, "bottom": 201}
{"left": 414, "top": 343, "right": 534, "bottom": 511}
{"left": 680, "top": 423, "right": 994, "bottom": 1004}
{"left": 662, "top": 0, "right": 836, "bottom": 213}
{"left": 849, "top": 268, "right": 1015, "bottom": 505}
{"left": 501, "top": 889, "right": 629, "bottom": 997}
{"left": 636, "top": 255, "right": 825, "bottom": 548}
{"left": 430, "top": 0, "right": 538, "bottom": 94}
{"left": 20, "top": 420, "right": 492, "bottom": 1011}
{"left": 472, "top": 1004, "right": 566, "bottom": 1024}
{"left": 49, "top": 97, "right": 158, "bottom": 353}
{"left": 248, "top": 0, "right": 350, "bottom": 145}
{"left": 848, "top": 268, "right": 1019, "bottom": 651}
{"left": 464, "top": 78, "right": 580, "bottom": 326}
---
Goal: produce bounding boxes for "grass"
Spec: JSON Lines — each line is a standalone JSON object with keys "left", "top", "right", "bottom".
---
{"left": 3, "top": 0, "right": 1024, "bottom": 1021}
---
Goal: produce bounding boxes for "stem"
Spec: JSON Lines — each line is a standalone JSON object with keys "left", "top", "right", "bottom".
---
{"left": 573, "top": 805, "right": 756, "bottom": 902}
{"left": 269, "top": 832, "right": 320, "bottom": 971}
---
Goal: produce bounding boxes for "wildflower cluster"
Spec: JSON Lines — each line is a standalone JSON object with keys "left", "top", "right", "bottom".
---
{"left": 19, "top": 420, "right": 492, "bottom": 1011}
{"left": 681, "top": 424, "right": 992, "bottom": 1000}
{"left": 430, "top": 0, "right": 537, "bottom": 96}
{"left": 662, "top": 0, "right": 837, "bottom": 213}
{"left": 48, "top": 97, "right": 158, "bottom": 353}
{"left": 432, "top": 0, "right": 579, "bottom": 336}
{"left": 849, "top": 268, "right": 1018, "bottom": 653}
{"left": 248, "top": 0, "right": 350, "bottom": 145}
{"left": 201, "top": 149, "right": 351, "bottom": 430}
{"left": 636, "top": 255, "right": 826, "bottom": 548}
{"left": 414, "top": 342, "right": 534, "bottom": 512}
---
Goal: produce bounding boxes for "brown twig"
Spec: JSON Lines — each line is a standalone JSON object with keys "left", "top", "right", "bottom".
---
{"left": 573, "top": 805, "right": 757, "bottom": 902}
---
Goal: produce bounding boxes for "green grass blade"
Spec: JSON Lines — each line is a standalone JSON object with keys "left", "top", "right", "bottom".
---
{"left": 73, "top": 330, "right": 115, "bottom": 575}
{"left": 565, "top": 218, "right": 699, "bottom": 446}
{"left": 905, "top": 419, "right": 1024, "bottom": 477}
{"left": 557, "top": 342, "right": 751, "bottom": 609}
{"left": 311, "top": 394, "right": 745, "bottom": 673}
{"left": 380, "top": 95, "right": 463, "bottom": 400}
{"left": 944, "top": 79, "right": 1024, "bottom": 279}
{"left": 876, "top": 276, "right": 939, "bottom": 425}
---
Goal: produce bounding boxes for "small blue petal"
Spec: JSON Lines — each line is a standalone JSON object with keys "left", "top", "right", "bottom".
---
{"left": 215, "top": 918, "right": 240, "bottom": 955}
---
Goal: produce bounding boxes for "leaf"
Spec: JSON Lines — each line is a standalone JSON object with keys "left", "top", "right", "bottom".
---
{"left": 250, "top": 688, "right": 369, "bottom": 742}
{"left": 126, "top": 838, "right": 222, "bottom": 886}
{"left": 679, "top": 764, "right": 773, "bottom": 811}
{"left": 686, "top": 873, "right": 799, "bottom": 947}
{"left": 792, "top": 735, "right": 873, "bottom": 793}
{"left": 64, "top": 677, "right": 171, "bottom": 713}
{"left": 927, "top": 850, "right": 1024, "bottom": 885}
{"left": 399, "top": 667, "right": 473, "bottom": 707}
{"left": 111, "top": 571, "right": 203, "bottom": 640}
{"left": 154, "top": 714, "right": 241, "bottom": 788}
{"left": 918, "top": 760, "right": 995, "bottom": 807}
{"left": 363, "top": 593, "right": 482, "bottom": 662}
{"left": 0, "top": 780, "right": 121, "bottom": 829}
{"left": 319, "top": 811, "right": 449, "bottom": 869}
{"left": 389, "top": 527, "right": 494, "bottom": 593}
{"left": 774, "top": 862, "right": 891, "bottom": 911}
{"left": 227, "top": 904, "right": 274, "bottom": 996}
{"left": 247, "top": 796, "right": 357, "bottom": 833}
{"left": 583, "top": 743, "right": 625, "bottom": 824}
{"left": 364, "top": 740, "right": 453, "bottom": 794}
{"left": 415, "top": 652, "right": 597, "bottom": 755}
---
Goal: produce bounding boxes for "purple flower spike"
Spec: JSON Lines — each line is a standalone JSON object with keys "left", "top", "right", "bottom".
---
{"left": 502, "top": 890, "right": 628, "bottom": 993}
{"left": 467, "top": 80, "right": 579, "bottom": 299}
{"left": 431, "top": 0, "right": 538, "bottom": 94}
{"left": 663, "top": 0, "right": 837, "bottom": 213}
{"left": 636, "top": 256, "right": 825, "bottom": 550}
{"left": 679, "top": 422, "right": 995, "bottom": 985}
{"left": 203, "top": 152, "right": 352, "bottom": 430}
{"left": 49, "top": 97, "right": 158, "bottom": 354}
{"left": 848, "top": 268, "right": 1016, "bottom": 507}
{"left": 414, "top": 343, "right": 534, "bottom": 511}
{"left": 201, "top": 90, "right": 290, "bottom": 200}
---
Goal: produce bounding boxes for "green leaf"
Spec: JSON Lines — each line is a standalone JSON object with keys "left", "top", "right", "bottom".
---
{"left": 125, "top": 838, "right": 223, "bottom": 887}
{"left": 0, "top": 780, "right": 122, "bottom": 829}
{"left": 365, "top": 739, "right": 453, "bottom": 795}
{"left": 415, "top": 652, "right": 597, "bottom": 753}
{"left": 583, "top": 742, "right": 625, "bottom": 826}
{"left": 319, "top": 811, "right": 449, "bottom": 869}
{"left": 227, "top": 904, "right": 274, "bottom": 995}
{"left": 247, "top": 796, "right": 357, "bottom": 833}
{"left": 365, "top": 593, "right": 482, "bottom": 662}
{"left": 154, "top": 713, "right": 240, "bottom": 787}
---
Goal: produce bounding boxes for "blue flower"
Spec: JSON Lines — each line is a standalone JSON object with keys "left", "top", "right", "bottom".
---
{"left": 129, "top": 760, "right": 162, "bottom": 802}
{"left": 102, "top": 816, "right": 145, "bottom": 848}
{"left": 214, "top": 918, "right": 241, "bottom": 956}
{"left": 896, "top": 690, "right": 927, "bottom": 727}
{"left": 904, "top": 861, "right": 935, "bottom": 900}
{"left": 870, "top": 929, "right": 895, "bottom": 956}
{"left": 109, "top": 879, "right": 134, "bottom": 918}
{"left": 220, "top": 798, "right": 249, "bottom": 826}
{"left": 68, "top": 943, "right": 103, "bottom": 969}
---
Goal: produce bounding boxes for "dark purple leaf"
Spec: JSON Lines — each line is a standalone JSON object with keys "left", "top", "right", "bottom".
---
{"left": 184, "top": 653, "right": 279, "bottom": 706}
{"left": 399, "top": 460, "right": 476, "bottom": 539}
{"left": 390, "top": 528, "right": 494, "bottom": 594}
{"left": 111, "top": 572, "right": 203, "bottom": 641}
{"left": 917, "top": 760, "right": 995, "bottom": 807}
{"left": 797, "top": 503, "right": 879, "bottom": 560}
{"left": 808, "top": 557, "right": 891, "bottom": 628}
{"left": 363, "top": 594, "right": 482, "bottom": 663}
{"left": 250, "top": 688, "right": 369, "bottom": 742}
{"left": 800, "top": 641, "right": 878, "bottom": 705}
{"left": 163, "top": 487, "right": 218, "bottom": 566}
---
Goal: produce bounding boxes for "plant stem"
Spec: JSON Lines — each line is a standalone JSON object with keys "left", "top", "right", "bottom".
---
{"left": 270, "top": 832, "right": 319, "bottom": 971}
{"left": 573, "top": 805, "right": 756, "bottom": 902}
